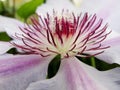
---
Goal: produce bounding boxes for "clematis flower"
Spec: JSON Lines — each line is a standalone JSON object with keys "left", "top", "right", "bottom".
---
{"left": 0, "top": 0, "right": 120, "bottom": 90}
{"left": 36, "top": 0, "right": 120, "bottom": 64}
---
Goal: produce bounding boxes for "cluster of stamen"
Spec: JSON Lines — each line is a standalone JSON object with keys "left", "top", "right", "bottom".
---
{"left": 11, "top": 11, "right": 111, "bottom": 58}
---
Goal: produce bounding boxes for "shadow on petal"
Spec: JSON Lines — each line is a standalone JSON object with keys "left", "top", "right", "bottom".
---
{"left": 0, "top": 55, "right": 54, "bottom": 90}
{"left": 27, "top": 57, "right": 120, "bottom": 90}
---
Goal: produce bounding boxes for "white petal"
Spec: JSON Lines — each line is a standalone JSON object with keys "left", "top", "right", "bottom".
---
{"left": 94, "top": 0, "right": 120, "bottom": 33}
{"left": 106, "top": 5, "right": 120, "bottom": 33}
{"left": 79, "top": 0, "right": 118, "bottom": 14}
{"left": 77, "top": 0, "right": 120, "bottom": 64}
{"left": 80, "top": 0, "right": 120, "bottom": 33}
{"left": 36, "top": 0, "right": 75, "bottom": 16}
{"left": 96, "top": 36, "right": 120, "bottom": 64}
{"left": 0, "top": 54, "right": 13, "bottom": 59}
{"left": 106, "top": 30, "right": 120, "bottom": 40}
{"left": 26, "top": 57, "right": 120, "bottom": 90}
{"left": 0, "top": 16, "right": 24, "bottom": 37}
{"left": 0, "top": 41, "right": 14, "bottom": 54}
{"left": 0, "top": 55, "right": 53, "bottom": 90}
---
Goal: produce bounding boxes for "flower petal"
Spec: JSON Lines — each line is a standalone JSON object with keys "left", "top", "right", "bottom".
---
{"left": 0, "top": 41, "right": 14, "bottom": 54}
{"left": 0, "top": 54, "right": 13, "bottom": 59}
{"left": 94, "top": 0, "right": 120, "bottom": 33}
{"left": 106, "top": 5, "right": 120, "bottom": 33}
{"left": 96, "top": 36, "right": 120, "bottom": 64}
{"left": 80, "top": 0, "right": 120, "bottom": 33}
{"left": 0, "top": 16, "right": 24, "bottom": 37}
{"left": 84, "top": 30, "right": 120, "bottom": 64}
{"left": 80, "top": 0, "right": 118, "bottom": 14}
{"left": 36, "top": 0, "right": 75, "bottom": 16}
{"left": 26, "top": 57, "right": 120, "bottom": 90}
{"left": 0, "top": 55, "right": 53, "bottom": 90}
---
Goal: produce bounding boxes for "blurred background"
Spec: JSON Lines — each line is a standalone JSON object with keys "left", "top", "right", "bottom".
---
{"left": 0, "top": 0, "right": 31, "bottom": 17}
{"left": 0, "top": 0, "right": 45, "bottom": 20}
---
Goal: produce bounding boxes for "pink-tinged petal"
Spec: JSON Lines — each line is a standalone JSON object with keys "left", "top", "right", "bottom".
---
{"left": 84, "top": 30, "right": 120, "bottom": 64}
{"left": 80, "top": 0, "right": 120, "bottom": 33}
{"left": 106, "top": 30, "right": 120, "bottom": 40}
{"left": 79, "top": 0, "right": 118, "bottom": 15}
{"left": 106, "top": 6, "right": 120, "bottom": 33}
{"left": 0, "top": 16, "right": 24, "bottom": 37}
{"left": 0, "top": 41, "right": 14, "bottom": 54}
{"left": 26, "top": 57, "right": 120, "bottom": 90}
{"left": 95, "top": 36, "right": 120, "bottom": 64}
{"left": 94, "top": 0, "right": 120, "bottom": 33}
{"left": 0, "top": 55, "right": 53, "bottom": 90}
{"left": 36, "top": 0, "right": 75, "bottom": 16}
{"left": 0, "top": 54, "right": 13, "bottom": 59}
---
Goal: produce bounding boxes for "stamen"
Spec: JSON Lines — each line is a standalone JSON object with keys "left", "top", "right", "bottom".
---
{"left": 11, "top": 10, "right": 111, "bottom": 58}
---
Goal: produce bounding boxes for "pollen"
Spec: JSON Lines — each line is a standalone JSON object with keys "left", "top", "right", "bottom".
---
{"left": 11, "top": 10, "right": 111, "bottom": 58}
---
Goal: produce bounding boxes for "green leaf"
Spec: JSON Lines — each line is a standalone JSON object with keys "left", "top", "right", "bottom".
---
{"left": 0, "top": 1, "right": 4, "bottom": 14}
{"left": 7, "top": 48, "right": 18, "bottom": 54}
{"left": 95, "top": 58, "right": 120, "bottom": 71}
{"left": 76, "top": 56, "right": 120, "bottom": 71}
{"left": 0, "top": 32, "right": 12, "bottom": 41}
{"left": 47, "top": 54, "right": 61, "bottom": 78}
{"left": 17, "top": 0, "right": 44, "bottom": 19}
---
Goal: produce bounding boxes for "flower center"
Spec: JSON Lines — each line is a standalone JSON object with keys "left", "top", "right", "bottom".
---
{"left": 11, "top": 11, "right": 111, "bottom": 58}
